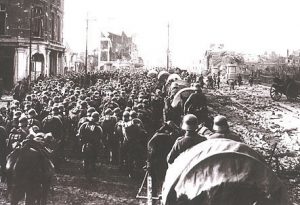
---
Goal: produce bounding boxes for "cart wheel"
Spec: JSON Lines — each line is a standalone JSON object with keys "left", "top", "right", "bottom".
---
{"left": 270, "top": 84, "right": 282, "bottom": 101}
{"left": 286, "top": 81, "right": 298, "bottom": 101}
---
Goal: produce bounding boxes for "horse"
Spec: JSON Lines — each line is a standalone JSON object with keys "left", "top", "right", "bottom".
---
{"left": 6, "top": 141, "right": 55, "bottom": 205}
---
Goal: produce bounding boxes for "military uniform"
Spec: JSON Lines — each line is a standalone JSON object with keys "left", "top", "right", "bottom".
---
{"left": 100, "top": 111, "right": 118, "bottom": 164}
{"left": 167, "top": 133, "right": 206, "bottom": 164}
{"left": 167, "top": 114, "right": 206, "bottom": 164}
{"left": 184, "top": 87, "right": 208, "bottom": 124}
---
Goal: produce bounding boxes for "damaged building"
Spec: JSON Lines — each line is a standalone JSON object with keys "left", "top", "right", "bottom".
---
{"left": 0, "top": 0, "right": 64, "bottom": 89}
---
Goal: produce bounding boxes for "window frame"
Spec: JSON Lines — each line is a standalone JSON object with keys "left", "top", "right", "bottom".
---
{"left": 0, "top": 3, "right": 6, "bottom": 35}
{"left": 32, "top": 6, "right": 44, "bottom": 38}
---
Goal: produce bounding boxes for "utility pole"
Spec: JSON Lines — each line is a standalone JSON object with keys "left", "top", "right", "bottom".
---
{"left": 85, "top": 12, "right": 89, "bottom": 74}
{"left": 167, "top": 23, "right": 170, "bottom": 71}
{"left": 29, "top": 6, "right": 32, "bottom": 83}
{"left": 85, "top": 13, "right": 97, "bottom": 74}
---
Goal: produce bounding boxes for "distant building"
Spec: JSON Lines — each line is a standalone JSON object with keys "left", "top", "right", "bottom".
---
{"left": 98, "top": 31, "right": 143, "bottom": 70}
{"left": 242, "top": 54, "right": 259, "bottom": 64}
{"left": 65, "top": 46, "right": 98, "bottom": 74}
{"left": 287, "top": 49, "right": 300, "bottom": 66}
{"left": 0, "top": 0, "right": 64, "bottom": 89}
{"left": 64, "top": 51, "right": 84, "bottom": 73}
{"left": 204, "top": 50, "right": 226, "bottom": 72}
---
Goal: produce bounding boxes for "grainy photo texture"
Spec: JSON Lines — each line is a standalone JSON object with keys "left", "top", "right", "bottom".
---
{"left": 0, "top": 0, "right": 299, "bottom": 204}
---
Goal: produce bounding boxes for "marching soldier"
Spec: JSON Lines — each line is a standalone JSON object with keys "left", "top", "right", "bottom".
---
{"left": 113, "top": 107, "right": 122, "bottom": 122}
{"left": 7, "top": 116, "right": 29, "bottom": 153}
{"left": 237, "top": 74, "right": 242, "bottom": 86}
{"left": 207, "top": 115, "right": 241, "bottom": 142}
{"left": 78, "top": 107, "right": 95, "bottom": 129}
{"left": 13, "top": 80, "right": 27, "bottom": 102}
{"left": 249, "top": 75, "right": 254, "bottom": 86}
{"left": 164, "top": 83, "right": 181, "bottom": 126}
{"left": 27, "top": 109, "right": 42, "bottom": 129}
{"left": 121, "top": 110, "right": 147, "bottom": 177}
{"left": 115, "top": 111, "right": 130, "bottom": 169}
{"left": 167, "top": 114, "right": 206, "bottom": 164}
{"left": 42, "top": 107, "right": 64, "bottom": 170}
{"left": 100, "top": 108, "right": 118, "bottom": 164}
{"left": 151, "top": 89, "right": 164, "bottom": 131}
{"left": 198, "top": 74, "right": 204, "bottom": 88}
{"left": 184, "top": 83, "right": 208, "bottom": 124}
{"left": 78, "top": 111, "right": 103, "bottom": 177}
{"left": 7, "top": 110, "right": 22, "bottom": 132}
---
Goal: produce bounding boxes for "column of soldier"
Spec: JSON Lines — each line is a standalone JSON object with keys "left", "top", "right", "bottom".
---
{"left": 0, "top": 70, "right": 162, "bottom": 180}
{"left": 0, "top": 69, "right": 238, "bottom": 183}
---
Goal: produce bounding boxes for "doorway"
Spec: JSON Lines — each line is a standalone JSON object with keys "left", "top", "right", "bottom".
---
{"left": 0, "top": 47, "right": 14, "bottom": 90}
{"left": 32, "top": 53, "right": 44, "bottom": 82}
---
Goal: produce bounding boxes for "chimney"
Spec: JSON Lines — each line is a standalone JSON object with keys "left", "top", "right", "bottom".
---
{"left": 287, "top": 49, "right": 289, "bottom": 57}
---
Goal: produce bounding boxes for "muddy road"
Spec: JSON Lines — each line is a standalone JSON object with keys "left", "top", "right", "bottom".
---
{"left": 0, "top": 85, "right": 299, "bottom": 204}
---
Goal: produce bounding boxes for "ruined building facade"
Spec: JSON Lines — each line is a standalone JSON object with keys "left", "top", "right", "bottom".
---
{"left": 0, "top": 0, "right": 64, "bottom": 89}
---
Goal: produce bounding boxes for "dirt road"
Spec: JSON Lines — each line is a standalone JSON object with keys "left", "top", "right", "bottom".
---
{"left": 0, "top": 85, "right": 299, "bottom": 204}
{"left": 205, "top": 83, "right": 300, "bottom": 204}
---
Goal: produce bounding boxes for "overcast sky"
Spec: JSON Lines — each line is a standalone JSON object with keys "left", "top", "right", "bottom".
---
{"left": 64, "top": 0, "right": 300, "bottom": 67}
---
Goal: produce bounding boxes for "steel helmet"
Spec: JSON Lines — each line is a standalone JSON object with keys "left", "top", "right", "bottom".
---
{"left": 181, "top": 114, "right": 198, "bottom": 131}
{"left": 87, "top": 92, "right": 93, "bottom": 97}
{"left": 52, "top": 106, "right": 59, "bottom": 114}
{"left": 70, "top": 95, "right": 76, "bottom": 101}
{"left": 26, "top": 95, "right": 32, "bottom": 101}
{"left": 44, "top": 133, "right": 54, "bottom": 142}
{"left": 24, "top": 103, "right": 31, "bottom": 111}
{"left": 12, "top": 100, "right": 20, "bottom": 106}
{"left": 79, "top": 95, "right": 86, "bottom": 101}
{"left": 87, "top": 107, "right": 96, "bottom": 116}
{"left": 53, "top": 96, "right": 60, "bottom": 103}
{"left": 13, "top": 110, "right": 22, "bottom": 119}
{"left": 80, "top": 101, "right": 88, "bottom": 108}
{"left": 91, "top": 111, "right": 100, "bottom": 119}
{"left": 19, "top": 116, "right": 28, "bottom": 127}
{"left": 58, "top": 103, "right": 64, "bottom": 111}
{"left": 30, "top": 125, "right": 40, "bottom": 134}
{"left": 125, "top": 107, "right": 131, "bottom": 112}
{"left": 129, "top": 110, "right": 138, "bottom": 119}
{"left": 123, "top": 111, "right": 130, "bottom": 117}
{"left": 137, "top": 103, "right": 143, "bottom": 109}
{"left": 19, "top": 115, "right": 28, "bottom": 123}
{"left": 113, "top": 107, "right": 121, "bottom": 114}
{"left": 28, "top": 109, "right": 37, "bottom": 118}
{"left": 192, "top": 83, "right": 202, "bottom": 92}
{"left": 213, "top": 115, "right": 229, "bottom": 133}
{"left": 104, "top": 108, "right": 112, "bottom": 115}
{"left": 85, "top": 97, "right": 91, "bottom": 102}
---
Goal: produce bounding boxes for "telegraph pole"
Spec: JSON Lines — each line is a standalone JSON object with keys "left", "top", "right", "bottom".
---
{"left": 85, "top": 13, "right": 97, "bottom": 74}
{"left": 167, "top": 23, "right": 170, "bottom": 71}
{"left": 85, "top": 13, "right": 88, "bottom": 74}
{"left": 29, "top": 6, "right": 32, "bottom": 83}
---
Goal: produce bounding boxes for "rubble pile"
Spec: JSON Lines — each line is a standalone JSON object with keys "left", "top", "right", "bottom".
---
{"left": 208, "top": 84, "right": 300, "bottom": 173}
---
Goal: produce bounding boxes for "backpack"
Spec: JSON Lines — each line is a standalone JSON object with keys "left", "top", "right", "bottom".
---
{"left": 101, "top": 116, "right": 116, "bottom": 134}
{"left": 81, "top": 122, "right": 102, "bottom": 145}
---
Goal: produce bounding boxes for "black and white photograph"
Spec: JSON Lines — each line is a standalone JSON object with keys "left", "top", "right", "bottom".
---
{"left": 0, "top": 0, "right": 299, "bottom": 204}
